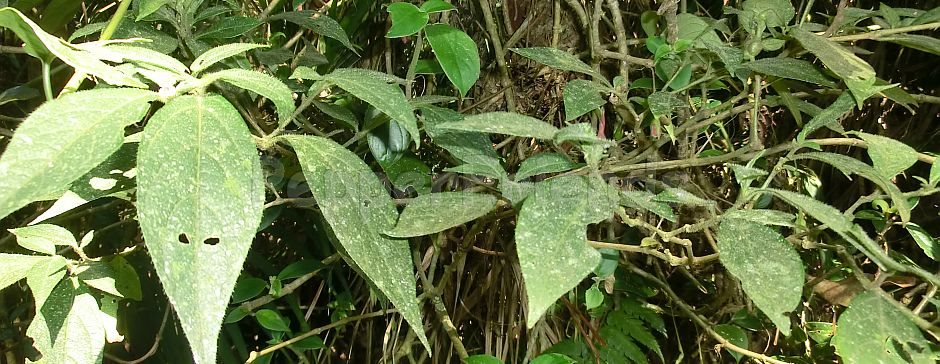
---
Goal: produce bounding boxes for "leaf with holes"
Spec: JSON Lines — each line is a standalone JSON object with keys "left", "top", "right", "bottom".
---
{"left": 517, "top": 176, "right": 619, "bottom": 328}
{"left": 717, "top": 218, "right": 804, "bottom": 335}
{"left": 137, "top": 94, "right": 264, "bottom": 364}
{"left": 425, "top": 24, "right": 480, "bottom": 97}
{"left": 386, "top": 192, "right": 497, "bottom": 237}
{"left": 324, "top": 69, "right": 419, "bottom": 146}
{"left": 564, "top": 80, "right": 607, "bottom": 121}
{"left": 283, "top": 135, "right": 430, "bottom": 351}
{"left": 833, "top": 291, "right": 933, "bottom": 363}
{"left": 0, "top": 88, "right": 157, "bottom": 220}
{"left": 436, "top": 112, "right": 558, "bottom": 139}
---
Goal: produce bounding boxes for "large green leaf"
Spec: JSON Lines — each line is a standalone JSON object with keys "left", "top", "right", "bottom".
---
{"left": 138, "top": 94, "right": 264, "bottom": 364}
{"left": 267, "top": 11, "right": 356, "bottom": 52}
{"left": 425, "top": 24, "right": 480, "bottom": 97}
{"left": 511, "top": 47, "right": 602, "bottom": 79}
{"left": 436, "top": 112, "right": 559, "bottom": 139}
{"left": 202, "top": 68, "right": 296, "bottom": 127}
{"left": 136, "top": 0, "right": 169, "bottom": 21}
{"left": 563, "top": 80, "right": 607, "bottom": 121}
{"left": 717, "top": 218, "right": 804, "bottom": 335}
{"left": 385, "top": 2, "right": 428, "bottom": 38}
{"left": 0, "top": 254, "right": 53, "bottom": 291}
{"left": 743, "top": 58, "right": 836, "bottom": 87}
{"left": 856, "top": 132, "right": 918, "bottom": 180}
{"left": 515, "top": 152, "right": 582, "bottom": 181}
{"left": 283, "top": 135, "right": 430, "bottom": 351}
{"left": 324, "top": 68, "right": 419, "bottom": 146}
{"left": 833, "top": 292, "right": 933, "bottom": 364}
{"left": 386, "top": 192, "right": 497, "bottom": 237}
{"left": 26, "top": 281, "right": 106, "bottom": 364}
{"left": 190, "top": 43, "right": 268, "bottom": 74}
{"left": 790, "top": 27, "right": 877, "bottom": 107}
{"left": 0, "top": 88, "right": 157, "bottom": 220}
{"left": 517, "top": 176, "right": 619, "bottom": 328}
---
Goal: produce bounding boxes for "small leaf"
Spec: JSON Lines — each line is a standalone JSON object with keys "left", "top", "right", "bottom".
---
{"left": 267, "top": 12, "right": 356, "bottom": 52}
{"left": 202, "top": 68, "right": 296, "bottom": 127}
{"left": 907, "top": 223, "right": 939, "bottom": 261}
{"left": 554, "top": 123, "right": 607, "bottom": 145}
{"left": 386, "top": 2, "right": 429, "bottom": 38}
{"left": 713, "top": 324, "right": 749, "bottom": 363}
{"left": 511, "top": 47, "right": 602, "bottom": 79}
{"left": 9, "top": 224, "right": 76, "bottom": 255}
{"left": 421, "top": 0, "right": 455, "bottom": 13}
{"left": 515, "top": 153, "right": 582, "bottom": 181}
{"left": 833, "top": 291, "right": 933, "bottom": 364}
{"left": 930, "top": 159, "right": 940, "bottom": 186}
{"left": 584, "top": 285, "right": 604, "bottom": 310}
{"left": 723, "top": 209, "right": 795, "bottom": 227}
{"left": 436, "top": 112, "right": 558, "bottom": 139}
{"left": 517, "top": 176, "right": 619, "bottom": 328}
{"left": 0, "top": 88, "right": 157, "bottom": 220}
{"left": 78, "top": 256, "right": 142, "bottom": 300}
{"left": 743, "top": 58, "right": 837, "bottom": 87}
{"left": 277, "top": 260, "right": 324, "bottom": 281}
{"left": 620, "top": 190, "right": 676, "bottom": 222}
{"left": 425, "top": 24, "right": 480, "bottom": 97}
{"left": 138, "top": 94, "right": 264, "bottom": 364}
{"left": 256, "top": 309, "right": 291, "bottom": 332}
{"left": 856, "top": 132, "right": 919, "bottom": 179}
{"left": 740, "top": 0, "right": 795, "bottom": 29}
{"left": 191, "top": 43, "right": 268, "bottom": 74}
{"left": 197, "top": 16, "right": 261, "bottom": 39}
{"left": 717, "top": 218, "right": 804, "bottom": 335}
{"left": 325, "top": 68, "right": 419, "bottom": 146}
{"left": 654, "top": 187, "right": 714, "bottom": 208}
{"left": 563, "top": 80, "right": 607, "bottom": 121}
{"left": 379, "top": 154, "right": 433, "bottom": 194}
{"left": 231, "top": 277, "right": 267, "bottom": 303}
{"left": 797, "top": 92, "right": 855, "bottom": 140}
{"left": 466, "top": 355, "right": 503, "bottom": 364}
{"left": 444, "top": 163, "right": 506, "bottom": 179}
{"left": 137, "top": 0, "right": 169, "bottom": 21}
{"left": 729, "top": 164, "right": 768, "bottom": 186}
{"left": 283, "top": 135, "right": 430, "bottom": 351}
{"left": 647, "top": 91, "right": 687, "bottom": 119}
{"left": 291, "top": 336, "right": 325, "bottom": 350}
{"left": 386, "top": 192, "right": 498, "bottom": 237}
{"left": 791, "top": 27, "right": 877, "bottom": 107}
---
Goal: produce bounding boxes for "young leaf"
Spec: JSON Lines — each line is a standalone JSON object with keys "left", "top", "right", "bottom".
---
{"left": 717, "top": 218, "right": 804, "bottom": 335}
{"left": 190, "top": 43, "right": 268, "bottom": 74}
{"left": 790, "top": 27, "right": 877, "bottom": 107}
{"left": 324, "top": 68, "right": 419, "bottom": 146}
{"left": 517, "top": 176, "right": 619, "bottom": 328}
{"left": 515, "top": 153, "right": 582, "bottom": 181}
{"left": 0, "top": 88, "right": 157, "bottom": 220}
{"left": 267, "top": 12, "right": 356, "bottom": 52}
{"left": 435, "top": 112, "right": 559, "bottom": 139}
{"left": 202, "top": 68, "right": 296, "bottom": 127}
{"left": 283, "top": 135, "right": 430, "bottom": 351}
{"left": 743, "top": 58, "right": 837, "bottom": 87}
{"left": 386, "top": 2, "right": 429, "bottom": 38}
{"left": 511, "top": 47, "right": 602, "bottom": 80}
{"left": 26, "top": 282, "right": 106, "bottom": 364}
{"left": 856, "top": 132, "right": 919, "bottom": 180}
{"left": 833, "top": 292, "right": 933, "bottom": 364}
{"left": 9, "top": 224, "right": 76, "bottom": 255}
{"left": 563, "top": 80, "right": 607, "bottom": 121}
{"left": 386, "top": 192, "right": 498, "bottom": 237}
{"left": 138, "top": 94, "right": 264, "bottom": 364}
{"left": 197, "top": 16, "right": 261, "bottom": 39}
{"left": 425, "top": 24, "right": 480, "bottom": 97}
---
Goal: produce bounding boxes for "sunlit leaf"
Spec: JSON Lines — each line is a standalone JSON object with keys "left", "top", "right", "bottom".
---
{"left": 26, "top": 282, "right": 106, "bottom": 364}
{"left": 9, "top": 224, "right": 75, "bottom": 255}
{"left": 856, "top": 132, "right": 918, "bottom": 180}
{"left": 202, "top": 68, "right": 296, "bottom": 127}
{"left": 197, "top": 16, "right": 261, "bottom": 39}
{"left": 191, "top": 43, "right": 268, "bottom": 74}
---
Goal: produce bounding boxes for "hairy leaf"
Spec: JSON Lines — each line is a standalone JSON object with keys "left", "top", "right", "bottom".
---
{"left": 268, "top": 11, "right": 356, "bottom": 51}
{"left": 0, "top": 88, "right": 157, "bottom": 220}
{"left": 797, "top": 92, "right": 855, "bottom": 140}
{"left": 138, "top": 94, "right": 264, "bottom": 364}
{"left": 717, "top": 218, "right": 804, "bottom": 335}
{"left": 511, "top": 47, "right": 602, "bottom": 79}
{"left": 197, "top": 16, "right": 261, "bottom": 39}
{"left": 759, "top": 189, "right": 853, "bottom": 233}
{"left": 791, "top": 27, "right": 877, "bottom": 106}
{"left": 325, "top": 69, "right": 419, "bottom": 146}
{"left": 0, "top": 254, "right": 53, "bottom": 291}
{"left": 620, "top": 190, "right": 677, "bottom": 222}
{"left": 425, "top": 24, "right": 480, "bottom": 97}
{"left": 833, "top": 292, "right": 933, "bottom": 364}
{"left": 515, "top": 153, "right": 582, "bottom": 181}
{"left": 856, "top": 132, "right": 918, "bottom": 179}
{"left": 9, "top": 224, "right": 75, "bottom": 255}
{"left": 283, "top": 135, "right": 430, "bottom": 351}
{"left": 743, "top": 58, "right": 836, "bottom": 87}
{"left": 191, "top": 43, "right": 268, "bottom": 74}
{"left": 386, "top": 192, "right": 497, "bottom": 237}
{"left": 421, "top": 106, "right": 504, "bottom": 175}
{"left": 203, "top": 68, "right": 296, "bottom": 127}
{"left": 740, "top": 0, "right": 795, "bottom": 29}
{"left": 723, "top": 209, "right": 796, "bottom": 227}
{"left": 563, "top": 80, "right": 607, "bottom": 121}
{"left": 436, "top": 112, "right": 558, "bottom": 139}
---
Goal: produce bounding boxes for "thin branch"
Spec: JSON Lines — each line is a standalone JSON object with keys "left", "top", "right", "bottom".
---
{"left": 477, "top": 0, "right": 517, "bottom": 111}
{"left": 239, "top": 254, "right": 342, "bottom": 312}
{"left": 104, "top": 305, "right": 171, "bottom": 364}
{"left": 829, "top": 21, "right": 940, "bottom": 42}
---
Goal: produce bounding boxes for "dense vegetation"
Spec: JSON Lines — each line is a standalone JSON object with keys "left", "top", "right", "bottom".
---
{"left": 1, "top": 0, "right": 940, "bottom": 363}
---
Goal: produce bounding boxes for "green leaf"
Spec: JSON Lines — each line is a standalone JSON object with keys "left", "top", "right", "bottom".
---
{"left": 931, "top": 158, "right": 940, "bottom": 186}
{"left": 425, "top": 24, "right": 480, "bottom": 97}
{"left": 743, "top": 58, "right": 837, "bottom": 87}
{"left": 267, "top": 12, "right": 356, "bottom": 52}
{"left": 554, "top": 123, "right": 607, "bottom": 145}
{"left": 379, "top": 154, "right": 432, "bottom": 194}
{"left": 466, "top": 355, "right": 503, "bottom": 364}
{"left": 256, "top": 309, "right": 291, "bottom": 332}
{"left": 26, "top": 282, "right": 106, "bottom": 364}
{"left": 283, "top": 135, "right": 430, "bottom": 351}
{"left": 436, "top": 112, "right": 558, "bottom": 139}
{"left": 676, "top": 13, "right": 724, "bottom": 47}
{"left": 136, "top": 0, "right": 169, "bottom": 21}
{"left": 277, "top": 260, "right": 324, "bottom": 281}
{"left": 421, "top": 0, "right": 455, "bottom": 13}
{"left": 713, "top": 324, "right": 748, "bottom": 363}
{"left": 421, "top": 105, "right": 504, "bottom": 174}
{"left": 197, "top": 16, "right": 261, "bottom": 39}
{"left": 191, "top": 43, "right": 269, "bottom": 74}
{"left": 291, "top": 335, "right": 325, "bottom": 350}
{"left": 717, "top": 218, "right": 804, "bottom": 335}
{"left": 647, "top": 91, "right": 687, "bottom": 119}
{"left": 563, "top": 80, "right": 607, "bottom": 121}
{"left": 584, "top": 285, "right": 604, "bottom": 310}
{"left": 85, "top": 44, "right": 188, "bottom": 76}
{"left": 517, "top": 176, "right": 619, "bottom": 328}
{"left": 654, "top": 187, "right": 714, "bottom": 208}
{"left": 511, "top": 47, "right": 602, "bottom": 79}
{"left": 413, "top": 58, "right": 444, "bottom": 74}
{"left": 740, "top": 0, "right": 795, "bottom": 29}
{"left": 759, "top": 189, "right": 853, "bottom": 233}
{"left": 386, "top": 192, "right": 497, "bottom": 237}
{"left": 620, "top": 190, "right": 676, "bottom": 222}
{"left": 78, "top": 256, "right": 142, "bottom": 300}
{"left": 231, "top": 277, "right": 267, "bottom": 303}
{"left": 531, "top": 353, "right": 577, "bottom": 364}
{"left": 907, "top": 223, "right": 939, "bottom": 261}
{"left": 790, "top": 27, "right": 877, "bottom": 107}
{"left": 444, "top": 163, "right": 506, "bottom": 179}
{"left": 729, "top": 164, "right": 768, "bottom": 186}
{"left": 325, "top": 68, "right": 419, "bottom": 146}
{"left": 723, "top": 209, "right": 796, "bottom": 227}
{"left": 138, "top": 94, "right": 264, "bottom": 364}
{"left": 0, "top": 254, "right": 53, "bottom": 291}
{"left": 9, "top": 224, "right": 75, "bottom": 255}
{"left": 113, "top": 20, "right": 179, "bottom": 54}
{"left": 856, "top": 132, "right": 918, "bottom": 180}
{"left": 882, "top": 34, "right": 940, "bottom": 56}
{"left": 202, "top": 68, "right": 296, "bottom": 127}
{"left": 386, "top": 2, "right": 429, "bottom": 38}
{"left": 515, "top": 153, "right": 582, "bottom": 181}
{"left": 833, "top": 291, "right": 933, "bottom": 364}
{"left": 0, "top": 88, "right": 157, "bottom": 220}
{"left": 25, "top": 255, "right": 69, "bottom": 311}
{"left": 797, "top": 92, "right": 855, "bottom": 140}
{"left": 0, "top": 85, "right": 39, "bottom": 106}
{"left": 313, "top": 99, "right": 358, "bottom": 130}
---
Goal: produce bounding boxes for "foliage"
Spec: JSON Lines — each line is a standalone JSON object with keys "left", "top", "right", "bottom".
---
{"left": 1, "top": 0, "right": 940, "bottom": 363}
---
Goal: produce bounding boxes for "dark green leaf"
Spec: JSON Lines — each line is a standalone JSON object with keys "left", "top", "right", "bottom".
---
{"left": 277, "top": 260, "right": 324, "bottom": 281}
{"left": 743, "top": 58, "right": 837, "bottom": 87}
{"left": 531, "top": 353, "right": 577, "bottom": 364}
{"left": 231, "top": 277, "right": 267, "bottom": 303}
{"left": 620, "top": 190, "right": 676, "bottom": 222}
{"left": 256, "top": 309, "right": 291, "bottom": 332}
{"left": 26, "top": 283, "right": 106, "bottom": 364}
{"left": 425, "top": 24, "right": 480, "bottom": 97}
{"left": 791, "top": 27, "right": 877, "bottom": 107}
{"left": 267, "top": 12, "right": 356, "bottom": 52}
{"left": 325, "top": 69, "right": 419, "bottom": 146}
{"left": 713, "top": 324, "right": 748, "bottom": 362}
{"left": 136, "top": 0, "right": 169, "bottom": 21}
{"left": 511, "top": 47, "right": 602, "bottom": 79}
{"left": 291, "top": 336, "right": 325, "bottom": 350}
{"left": 197, "top": 16, "right": 261, "bottom": 39}
{"left": 883, "top": 34, "right": 940, "bottom": 56}
{"left": 740, "top": 0, "right": 795, "bottom": 29}
{"left": 466, "top": 355, "right": 503, "bottom": 364}
{"left": 421, "top": 105, "right": 504, "bottom": 174}
{"left": 907, "top": 223, "right": 939, "bottom": 261}
{"left": 797, "top": 92, "right": 855, "bottom": 140}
